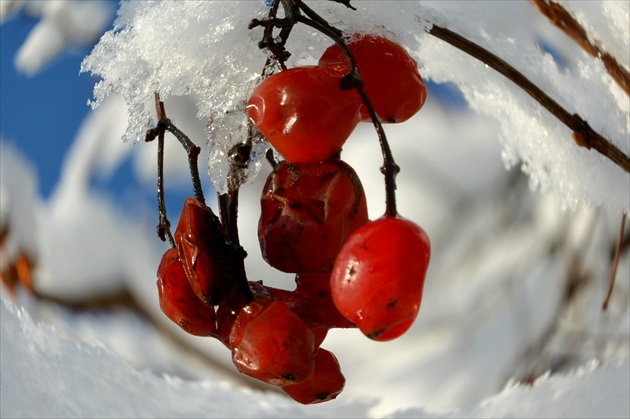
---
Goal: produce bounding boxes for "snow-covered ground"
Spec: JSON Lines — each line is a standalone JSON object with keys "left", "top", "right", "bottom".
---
{"left": 2, "top": 297, "right": 628, "bottom": 418}
{"left": 1, "top": 1, "right": 629, "bottom": 417}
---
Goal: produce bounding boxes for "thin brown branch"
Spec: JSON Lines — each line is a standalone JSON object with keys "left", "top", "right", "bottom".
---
{"left": 530, "top": 0, "right": 630, "bottom": 96}
{"left": 603, "top": 212, "right": 627, "bottom": 310}
{"left": 428, "top": 25, "right": 630, "bottom": 174}
{"left": 154, "top": 96, "right": 175, "bottom": 247}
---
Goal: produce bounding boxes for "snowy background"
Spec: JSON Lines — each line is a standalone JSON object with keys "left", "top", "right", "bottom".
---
{"left": 1, "top": 1, "right": 629, "bottom": 417}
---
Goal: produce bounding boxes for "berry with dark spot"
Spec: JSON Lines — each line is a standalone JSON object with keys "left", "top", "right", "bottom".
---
{"left": 331, "top": 216, "right": 430, "bottom": 341}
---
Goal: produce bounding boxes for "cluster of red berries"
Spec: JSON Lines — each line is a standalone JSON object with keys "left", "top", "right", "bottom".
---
{"left": 156, "top": 34, "right": 431, "bottom": 404}
{"left": 248, "top": 34, "right": 427, "bottom": 163}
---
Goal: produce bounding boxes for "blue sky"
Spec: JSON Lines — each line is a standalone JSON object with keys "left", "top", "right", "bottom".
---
{"left": 1, "top": 12, "right": 111, "bottom": 198}
{"left": 0, "top": 4, "right": 174, "bottom": 223}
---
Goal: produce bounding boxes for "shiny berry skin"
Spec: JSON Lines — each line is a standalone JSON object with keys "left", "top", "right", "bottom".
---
{"left": 215, "top": 281, "right": 273, "bottom": 348}
{"left": 264, "top": 285, "right": 332, "bottom": 346}
{"left": 319, "top": 34, "right": 427, "bottom": 123}
{"left": 174, "top": 197, "right": 234, "bottom": 305}
{"left": 282, "top": 348, "right": 345, "bottom": 404}
{"left": 331, "top": 216, "right": 431, "bottom": 341}
{"left": 247, "top": 66, "right": 361, "bottom": 163}
{"left": 267, "top": 274, "right": 355, "bottom": 348}
{"left": 259, "top": 159, "right": 369, "bottom": 273}
{"left": 215, "top": 303, "right": 238, "bottom": 348}
{"left": 230, "top": 298, "right": 316, "bottom": 386}
{"left": 294, "top": 274, "right": 355, "bottom": 339}
{"left": 156, "top": 248, "right": 217, "bottom": 337}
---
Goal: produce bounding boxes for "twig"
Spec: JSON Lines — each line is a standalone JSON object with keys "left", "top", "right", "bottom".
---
{"left": 161, "top": 121, "right": 206, "bottom": 206}
{"left": 146, "top": 93, "right": 208, "bottom": 244}
{"left": 221, "top": 132, "right": 254, "bottom": 246}
{"left": 156, "top": 124, "right": 175, "bottom": 247}
{"left": 603, "top": 212, "right": 627, "bottom": 310}
{"left": 146, "top": 94, "right": 175, "bottom": 246}
{"left": 146, "top": 94, "right": 205, "bottom": 206}
{"left": 428, "top": 25, "right": 630, "bottom": 174}
{"left": 530, "top": 0, "right": 630, "bottom": 96}
{"left": 328, "top": 0, "right": 356, "bottom": 10}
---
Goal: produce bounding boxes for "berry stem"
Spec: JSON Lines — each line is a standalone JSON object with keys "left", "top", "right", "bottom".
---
{"left": 218, "top": 193, "right": 232, "bottom": 241}
{"left": 219, "top": 142, "right": 251, "bottom": 245}
{"left": 355, "top": 86, "right": 400, "bottom": 217}
{"left": 217, "top": 184, "right": 255, "bottom": 304}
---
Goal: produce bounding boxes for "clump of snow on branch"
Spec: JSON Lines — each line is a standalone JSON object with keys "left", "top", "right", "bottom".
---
{"left": 563, "top": 1, "right": 630, "bottom": 70}
{"left": 418, "top": 2, "right": 629, "bottom": 212}
{"left": 80, "top": 1, "right": 427, "bottom": 194}
{"left": 83, "top": 1, "right": 628, "bottom": 209}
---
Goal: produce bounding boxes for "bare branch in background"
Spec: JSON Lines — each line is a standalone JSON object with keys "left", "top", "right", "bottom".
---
{"left": 428, "top": 24, "right": 630, "bottom": 174}
{"left": 530, "top": 0, "right": 630, "bottom": 96}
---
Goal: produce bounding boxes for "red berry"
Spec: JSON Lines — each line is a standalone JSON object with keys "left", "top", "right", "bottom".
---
{"left": 247, "top": 66, "right": 361, "bottom": 163}
{"left": 330, "top": 216, "right": 430, "bottom": 341}
{"left": 215, "top": 302, "right": 238, "bottom": 348}
{"left": 319, "top": 34, "right": 427, "bottom": 123}
{"left": 370, "top": 317, "right": 415, "bottom": 342}
{"left": 263, "top": 284, "right": 328, "bottom": 347}
{"left": 156, "top": 248, "right": 217, "bottom": 336}
{"left": 267, "top": 275, "right": 355, "bottom": 348}
{"left": 230, "top": 298, "right": 316, "bottom": 386}
{"left": 282, "top": 348, "right": 345, "bottom": 404}
{"left": 294, "top": 273, "right": 355, "bottom": 332}
{"left": 215, "top": 281, "right": 273, "bottom": 348}
{"left": 174, "top": 197, "right": 235, "bottom": 305}
{"left": 259, "top": 159, "right": 369, "bottom": 273}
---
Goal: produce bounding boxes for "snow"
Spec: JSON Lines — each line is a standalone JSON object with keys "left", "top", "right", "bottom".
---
{"left": 561, "top": 0, "right": 630, "bottom": 70}
{"left": 2, "top": 298, "right": 628, "bottom": 418}
{"left": 415, "top": 2, "right": 629, "bottom": 212}
{"left": 34, "top": 94, "right": 137, "bottom": 299}
{"left": 0, "top": 141, "right": 39, "bottom": 261}
{"left": 81, "top": 0, "right": 629, "bottom": 209}
{"left": 2, "top": 1, "right": 630, "bottom": 418}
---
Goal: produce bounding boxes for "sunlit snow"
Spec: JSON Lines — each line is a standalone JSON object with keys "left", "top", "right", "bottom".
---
{"left": 2, "top": 298, "right": 628, "bottom": 418}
